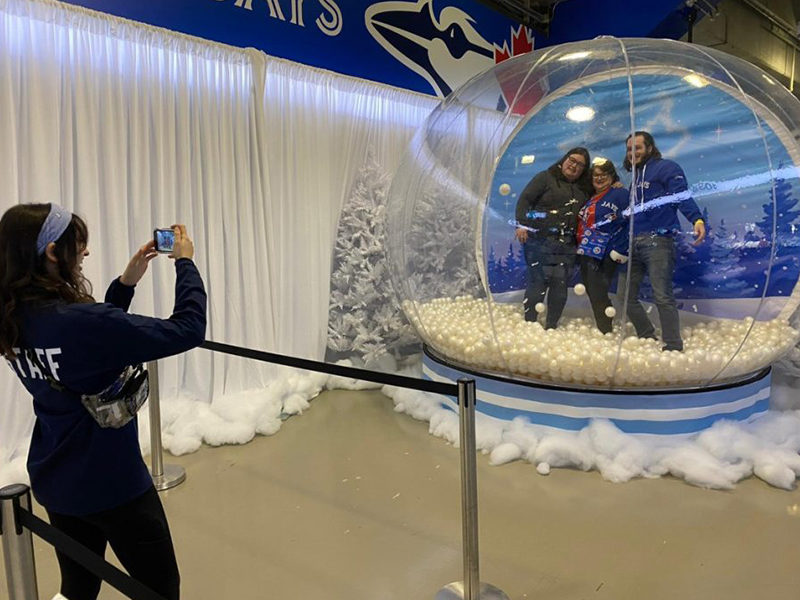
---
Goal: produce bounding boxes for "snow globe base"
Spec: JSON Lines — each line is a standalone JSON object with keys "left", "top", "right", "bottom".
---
{"left": 422, "top": 345, "right": 771, "bottom": 436}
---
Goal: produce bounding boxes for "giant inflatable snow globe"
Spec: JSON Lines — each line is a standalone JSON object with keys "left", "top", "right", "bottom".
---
{"left": 386, "top": 37, "right": 800, "bottom": 435}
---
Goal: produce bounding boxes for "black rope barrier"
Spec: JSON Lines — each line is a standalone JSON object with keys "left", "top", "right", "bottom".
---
{"left": 201, "top": 340, "right": 459, "bottom": 397}
{"left": 15, "top": 508, "right": 167, "bottom": 600}
{"left": 3, "top": 345, "right": 460, "bottom": 600}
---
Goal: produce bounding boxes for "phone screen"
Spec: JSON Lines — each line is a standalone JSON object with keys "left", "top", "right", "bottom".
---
{"left": 154, "top": 229, "right": 175, "bottom": 253}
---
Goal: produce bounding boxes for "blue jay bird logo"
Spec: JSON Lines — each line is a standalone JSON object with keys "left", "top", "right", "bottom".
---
{"left": 365, "top": 0, "right": 497, "bottom": 97}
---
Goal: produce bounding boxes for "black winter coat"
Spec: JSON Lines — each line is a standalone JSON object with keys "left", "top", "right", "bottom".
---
{"left": 515, "top": 169, "right": 589, "bottom": 243}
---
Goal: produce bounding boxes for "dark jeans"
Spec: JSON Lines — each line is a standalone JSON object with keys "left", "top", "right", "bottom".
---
{"left": 618, "top": 234, "right": 682, "bottom": 349}
{"left": 579, "top": 255, "right": 619, "bottom": 334}
{"left": 46, "top": 486, "right": 180, "bottom": 600}
{"left": 523, "top": 237, "right": 576, "bottom": 328}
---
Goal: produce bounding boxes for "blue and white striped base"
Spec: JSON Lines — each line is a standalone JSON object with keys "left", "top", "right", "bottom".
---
{"left": 422, "top": 348, "right": 771, "bottom": 436}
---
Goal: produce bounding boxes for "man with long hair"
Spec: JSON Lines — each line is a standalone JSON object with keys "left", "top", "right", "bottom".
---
{"left": 621, "top": 131, "right": 706, "bottom": 352}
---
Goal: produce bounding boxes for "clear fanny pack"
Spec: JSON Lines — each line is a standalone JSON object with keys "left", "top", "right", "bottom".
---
{"left": 27, "top": 350, "right": 149, "bottom": 429}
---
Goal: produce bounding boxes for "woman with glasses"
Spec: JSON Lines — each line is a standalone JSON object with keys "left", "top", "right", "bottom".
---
{"left": 576, "top": 159, "right": 630, "bottom": 333}
{"left": 515, "top": 147, "right": 593, "bottom": 328}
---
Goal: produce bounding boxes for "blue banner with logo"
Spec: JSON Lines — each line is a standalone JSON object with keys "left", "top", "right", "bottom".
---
{"left": 61, "top": 0, "right": 535, "bottom": 97}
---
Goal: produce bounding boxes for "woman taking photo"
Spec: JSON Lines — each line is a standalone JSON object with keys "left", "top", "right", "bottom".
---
{"left": 576, "top": 160, "right": 629, "bottom": 333}
{"left": 0, "top": 203, "right": 206, "bottom": 600}
{"left": 515, "top": 147, "right": 593, "bottom": 328}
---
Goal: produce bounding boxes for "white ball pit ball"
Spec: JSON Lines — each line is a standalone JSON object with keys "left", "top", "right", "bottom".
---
{"left": 534, "top": 302, "right": 546, "bottom": 313}
{"left": 574, "top": 283, "right": 586, "bottom": 296}
{"left": 605, "top": 306, "right": 617, "bottom": 318}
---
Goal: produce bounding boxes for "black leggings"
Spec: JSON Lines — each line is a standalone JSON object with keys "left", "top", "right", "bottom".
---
{"left": 523, "top": 238, "right": 576, "bottom": 328}
{"left": 579, "top": 254, "right": 619, "bottom": 334}
{"left": 46, "top": 486, "right": 180, "bottom": 600}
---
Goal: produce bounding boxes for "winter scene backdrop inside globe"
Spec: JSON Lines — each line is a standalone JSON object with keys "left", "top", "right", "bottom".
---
{"left": 381, "top": 37, "right": 800, "bottom": 391}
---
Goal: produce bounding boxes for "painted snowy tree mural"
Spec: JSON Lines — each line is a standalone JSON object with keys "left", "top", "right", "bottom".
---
{"left": 755, "top": 175, "right": 800, "bottom": 296}
{"left": 703, "top": 219, "right": 748, "bottom": 296}
{"left": 327, "top": 153, "right": 419, "bottom": 367}
{"left": 486, "top": 241, "right": 526, "bottom": 293}
{"left": 671, "top": 206, "right": 711, "bottom": 298}
{"left": 487, "top": 245, "right": 501, "bottom": 289}
{"left": 756, "top": 176, "right": 800, "bottom": 241}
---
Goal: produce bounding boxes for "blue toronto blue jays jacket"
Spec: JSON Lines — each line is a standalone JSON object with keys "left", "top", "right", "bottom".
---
{"left": 577, "top": 186, "right": 630, "bottom": 258}
{"left": 630, "top": 158, "right": 703, "bottom": 236}
{"left": 10, "top": 258, "right": 206, "bottom": 515}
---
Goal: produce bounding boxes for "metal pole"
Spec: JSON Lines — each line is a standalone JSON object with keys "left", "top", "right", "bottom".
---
{"left": 1, "top": 484, "right": 39, "bottom": 600}
{"left": 686, "top": 7, "right": 697, "bottom": 43}
{"left": 459, "top": 378, "right": 480, "bottom": 599}
{"left": 147, "top": 361, "right": 186, "bottom": 491}
{"left": 435, "top": 379, "right": 509, "bottom": 600}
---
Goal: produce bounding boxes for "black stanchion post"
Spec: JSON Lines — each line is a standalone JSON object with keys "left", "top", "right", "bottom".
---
{"left": 435, "top": 379, "right": 508, "bottom": 600}
{"left": 1, "top": 484, "right": 39, "bottom": 600}
{"left": 147, "top": 361, "right": 186, "bottom": 490}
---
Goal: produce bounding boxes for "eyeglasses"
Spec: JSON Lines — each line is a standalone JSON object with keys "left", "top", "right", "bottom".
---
{"left": 565, "top": 156, "right": 586, "bottom": 168}
{"left": 592, "top": 172, "right": 611, "bottom": 179}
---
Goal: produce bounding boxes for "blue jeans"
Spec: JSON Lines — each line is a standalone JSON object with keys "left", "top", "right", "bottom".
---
{"left": 523, "top": 237, "right": 575, "bottom": 328}
{"left": 618, "top": 234, "right": 682, "bottom": 349}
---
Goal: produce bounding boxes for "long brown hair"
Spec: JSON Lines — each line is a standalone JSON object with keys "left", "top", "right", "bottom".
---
{"left": 547, "top": 147, "right": 593, "bottom": 196}
{"left": 0, "top": 204, "right": 93, "bottom": 358}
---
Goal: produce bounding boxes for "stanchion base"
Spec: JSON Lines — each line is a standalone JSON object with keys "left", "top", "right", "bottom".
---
{"left": 152, "top": 464, "right": 186, "bottom": 491}
{"left": 435, "top": 582, "right": 510, "bottom": 600}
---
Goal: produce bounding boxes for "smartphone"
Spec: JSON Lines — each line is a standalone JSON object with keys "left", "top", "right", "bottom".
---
{"left": 153, "top": 228, "right": 175, "bottom": 253}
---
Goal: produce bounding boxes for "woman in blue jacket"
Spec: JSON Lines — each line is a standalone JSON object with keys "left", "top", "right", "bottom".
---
{"left": 0, "top": 203, "right": 207, "bottom": 600}
{"left": 577, "top": 160, "right": 629, "bottom": 333}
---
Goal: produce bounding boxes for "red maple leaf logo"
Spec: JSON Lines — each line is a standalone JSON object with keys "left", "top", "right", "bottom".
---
{"left": 493, "top": 25, "right": 542, "bottom": 115}
{"left": 494, "top": 25, "right": 534, "bottom": 64}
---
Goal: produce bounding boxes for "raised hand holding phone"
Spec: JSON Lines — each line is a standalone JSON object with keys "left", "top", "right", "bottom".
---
{"left": 168, "top": 224, "right": 194, "bottom": 260}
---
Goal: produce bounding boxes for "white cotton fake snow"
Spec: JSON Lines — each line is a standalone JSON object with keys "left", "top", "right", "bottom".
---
{"left": 405, "top": 296, "right": 800, "bottom": 387}
{"left": 381, "top": 384, "right": 800, "bottom": 490}
{"left": 0, "top": 453, "right": 29, "bottom": 488}
{"left": 136, "top": 361, "right": 375, "bottom": 457}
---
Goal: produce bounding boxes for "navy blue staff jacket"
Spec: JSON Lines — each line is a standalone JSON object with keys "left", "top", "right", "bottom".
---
{"left": 8, "top": 258, "right": 207, "bottom": 516}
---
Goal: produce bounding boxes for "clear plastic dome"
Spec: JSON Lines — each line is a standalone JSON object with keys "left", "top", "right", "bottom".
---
{"left": 386, "top": 37, "right": 800, "bottom": 390}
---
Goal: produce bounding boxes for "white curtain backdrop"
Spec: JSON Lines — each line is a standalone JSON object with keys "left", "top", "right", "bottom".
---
{"left": 0, "top": 0, "right": 437, "bottom": 472}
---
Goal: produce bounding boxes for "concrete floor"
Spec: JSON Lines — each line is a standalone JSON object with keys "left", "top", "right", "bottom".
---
{"left": 4, "top": 388, "right": 800, "bottom": 600}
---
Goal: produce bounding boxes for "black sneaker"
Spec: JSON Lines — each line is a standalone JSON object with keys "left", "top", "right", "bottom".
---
{"left": 661, "top": 344, "right": 683, "bottom": 352}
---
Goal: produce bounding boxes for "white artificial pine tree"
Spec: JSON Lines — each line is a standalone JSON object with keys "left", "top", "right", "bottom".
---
{"left": 327, "top": 152, "right": 419, "bottom": 367}
{"left": 404, "top": 183, "right": 482, "bottom": 301}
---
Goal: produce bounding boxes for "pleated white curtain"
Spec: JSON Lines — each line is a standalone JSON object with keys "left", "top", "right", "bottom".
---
{"left": 0, "top": 0, "right": 436, "bottom": 468}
